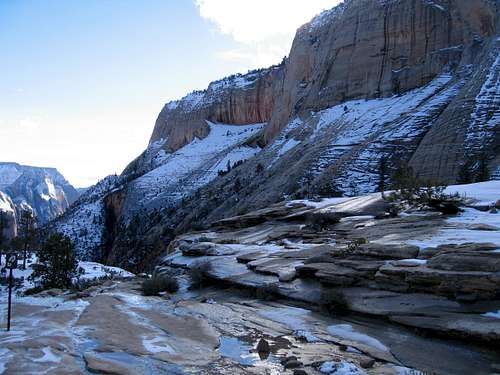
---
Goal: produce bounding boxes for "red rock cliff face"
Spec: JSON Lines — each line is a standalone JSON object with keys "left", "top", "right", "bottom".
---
{"left": 150, "top": 66, "right": 284, "bottom": 152}
{"left": 264, "top": 0, "right": 497, "bottom": 142}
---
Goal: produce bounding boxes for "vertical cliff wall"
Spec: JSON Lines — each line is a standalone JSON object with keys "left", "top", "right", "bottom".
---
{"left": 150, "top": 66, "right": 284, "bottom": 152}
{"left": 265, "top": 0, "right": 498, "bottom": 142}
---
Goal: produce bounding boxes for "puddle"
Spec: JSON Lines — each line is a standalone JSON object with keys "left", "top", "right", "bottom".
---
{"left": 218, "top": 336, "right": 260, "bottom": 365}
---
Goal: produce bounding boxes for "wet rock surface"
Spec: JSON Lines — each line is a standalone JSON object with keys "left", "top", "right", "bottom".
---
{"left": 5, "top": 278, "right": 500, "bottom": 375}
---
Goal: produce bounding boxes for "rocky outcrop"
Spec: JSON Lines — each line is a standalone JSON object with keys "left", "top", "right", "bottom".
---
{"left": 160, "top": 191, "right": 500, "bottom": 343}
{"left": 0, "top": 162, "right": 79, "bottom": 225}
{"left": 149, "top": 66, "right": 284, "bottom": 152}
{"left": 0, "top": 191, "right": 17, "bottom": 240}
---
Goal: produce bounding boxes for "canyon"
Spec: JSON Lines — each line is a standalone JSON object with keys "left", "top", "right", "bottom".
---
{"left": 1, "top": 1, "right": 500, "bottom": 373}
{"left": 51, "top": 0, "right": 499, "bottom": 271}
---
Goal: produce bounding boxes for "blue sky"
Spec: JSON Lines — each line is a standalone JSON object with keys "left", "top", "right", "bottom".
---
{"left": 0, "top": 0, "right": 339, "bottom": 187}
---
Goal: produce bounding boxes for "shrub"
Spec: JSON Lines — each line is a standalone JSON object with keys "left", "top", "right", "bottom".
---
{"left": 141, "top": 274, "right": 179, "bottom": 296}
{"left": 386, "top": 164, "right": 464, "bottom": 213}
{"left": 189, "top": 260, "right": 213, "bottom": 289}
{"left": 345, "top": 238, "right": 368, "bottom": 254}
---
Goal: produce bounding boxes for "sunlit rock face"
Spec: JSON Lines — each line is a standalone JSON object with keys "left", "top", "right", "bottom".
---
{"left": 264, "top": 0, "right": 497, "bottom": 143}
{"left": 0, "top": 162, "right": 79, "bottom": 225}
{"left": 0, "top": 191, "right": 17, "bottom": 240}
{"left": 150, "top": 66, "right": 284, "bottom": 152}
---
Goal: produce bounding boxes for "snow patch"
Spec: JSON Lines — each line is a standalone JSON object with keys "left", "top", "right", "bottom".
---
{"left": 482, "top": 310, "right": 500, "bottom": 319}
{"left": 142, "top": 337, "right": 175, "bottom": 354}
{"left": 320, "top": 360, "right": 367, "bottom": 374}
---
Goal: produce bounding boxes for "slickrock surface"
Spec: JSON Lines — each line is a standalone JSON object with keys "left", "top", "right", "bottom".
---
{"left": 161, "top": 194, "right": 500, "bottom": 346}
{"left": 1, "top": 278, "right": 498, "bottom": 375}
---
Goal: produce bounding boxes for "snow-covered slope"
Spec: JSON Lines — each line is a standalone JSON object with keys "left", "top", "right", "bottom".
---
{"left": 52, "top": 175, "right": 122, "bottom": 259}
{"left": 125, "top": 122, "right": 264, "bottom": 217}
{"left": 52, "top": 123, "right": 263, "bottom": 259}
{"left": 0, "top": 162, "right": 79, "bottom": 225}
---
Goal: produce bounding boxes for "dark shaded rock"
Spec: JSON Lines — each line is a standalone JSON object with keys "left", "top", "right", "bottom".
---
{"left": 434, "top": 242, "right": 499, "bottom": 253}
{"left": 376, "top": 263, "right": 500, "bottom": 300}
{"left": 428, "top": 200, "right": 462, "bottom": 215}
{"left": 180, "top": 242, "right": 235, "bottom": 256}
{"left": 256, "top": 338, "right": 270, "bottom": 353}
{"left": 360, "top": 358, "right": 376, "bottom": 369}
{"left": 281, "top": 356, "right": 298, "bottom": 365}
{"left": 284, "top": 360, "right": 303, "bottom": 369}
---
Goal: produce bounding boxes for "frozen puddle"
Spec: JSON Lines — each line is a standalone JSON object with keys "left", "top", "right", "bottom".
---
{"left": 258, "top": 306, "right": 319, "bottom": 343}
{"left": 218, "top": 336, "right": 260, "bottom": 365}
{"left": 32, "top": 347, "right": 60, "bottom": 363}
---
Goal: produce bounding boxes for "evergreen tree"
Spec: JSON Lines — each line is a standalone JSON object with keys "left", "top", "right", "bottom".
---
{"left": 475, "top": 154, "right": 490, "bottom": 182}
{"left": 457, "top": 157, "right": 475, "bottom": 184}
{"left": 29, "top": 233, "right": 80, "bottom": 289}
{"left": 379, "top": 157, "right": 388, "bottom": 196}
{"left": 18, "top": 210, "right": 37, "bottom": 269}
{"left": 234, "top": 177, "right": 242, "bottom": 193}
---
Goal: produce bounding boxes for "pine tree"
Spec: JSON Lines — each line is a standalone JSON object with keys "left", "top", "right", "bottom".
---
{"left": 379, "top": 157, "right": 388, "bottom": 196}
{"left": 475, "top": 154, "right": 490, "bottom": 182}
{"left": 29, "top": 233, "right": 80, "bottom": 289}
{"left": 457, "top": 157, "right": 475, "bottom": 184}
{"left": 18, "top": 210, "right": 37, "bottom": 269}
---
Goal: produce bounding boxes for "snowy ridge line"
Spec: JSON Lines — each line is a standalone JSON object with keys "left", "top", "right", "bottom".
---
{"left": 161, "top": 66, "right": 280, "bottom": 113}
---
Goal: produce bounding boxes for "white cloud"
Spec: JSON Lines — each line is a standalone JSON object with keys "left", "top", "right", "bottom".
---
{"left": 18, "top": 117, "right": 41, "bottom": 131}
{"left": 195, "top": 0, "right": 341, "bottom": 67}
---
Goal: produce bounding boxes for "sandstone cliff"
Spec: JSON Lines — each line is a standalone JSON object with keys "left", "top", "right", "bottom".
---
{"left": 150, "top": 66, "right": 284, "bottom": 152}
{"left": 51, "top": 0, "right": 500, "bottom": 272}
{"left": 265, "top": 0, "right": 498, "bottom": 142}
